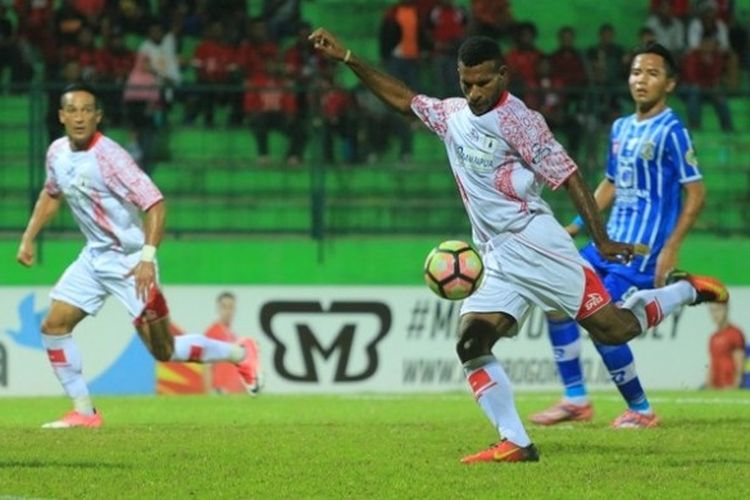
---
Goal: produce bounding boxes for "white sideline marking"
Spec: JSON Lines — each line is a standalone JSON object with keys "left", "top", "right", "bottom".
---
{"left": 337, "top": 393, "right": 750, "bottom": 405}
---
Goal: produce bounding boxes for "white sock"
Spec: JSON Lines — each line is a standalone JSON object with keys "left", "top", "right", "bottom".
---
{"left": 622, "top": 281, "right": 695, "bottom": 331}
{"left": 42, "top": 334, "right": 94, "bottom": 416}
{"left": 464, "top": 356, "right": 531, "bottom": 447}
{"left": 170, "top": 334, "right": 244, "bottom": 363}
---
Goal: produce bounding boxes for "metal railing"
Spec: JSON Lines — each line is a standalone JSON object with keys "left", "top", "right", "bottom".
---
{"left": 1, "top": 82, "right": 749, "bottom": 239}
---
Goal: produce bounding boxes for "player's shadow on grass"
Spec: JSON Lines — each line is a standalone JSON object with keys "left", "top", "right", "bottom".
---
{"left": 0, "top": 460, "right": 130, "bottom": 469}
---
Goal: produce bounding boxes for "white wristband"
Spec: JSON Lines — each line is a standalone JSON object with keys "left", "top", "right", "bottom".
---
{"left": 343, "top": 49, "right": 352, "bottom": 64}
{"left": 140, "top": 244, "right": 157, "bottom": 263}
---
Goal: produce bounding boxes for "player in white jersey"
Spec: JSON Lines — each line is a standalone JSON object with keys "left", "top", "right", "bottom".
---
{"left": 310, "top": 29, "right": 729, "bottom": 463}
{"left": 17, "top": 83, "right": 259, "bottom": 429}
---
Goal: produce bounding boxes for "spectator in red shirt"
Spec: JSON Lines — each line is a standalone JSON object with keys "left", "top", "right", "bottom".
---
{"left": 504, "top": 21, "right": 542, "bottom": 102}
{"left": 649, "top": 0, "right": 691, "bottom": 20}
{"left": 62, "top": 25, "right": 98, "bottom": 81}
{"left": 235, "top": 17, "right": 279, "bottom": 83}
{"left": 318, "top": 66, "right": 358, "bottom": 164}
{"left": 204, "top": 292, "right": 262, "bottom": 395}
{"left": 682, "top": 34, "right": 734, "bottom": 131}
{"left": 549, "top": 26, "right": 588, "bottom": 98}
{"left": 706, "top": 302, "right": 746, "bottom": 389}
{"left": 54, "top": 0, "right": 88, "bottom": 72}
{"left": 244, "top": 58, "right": 306, "bottom": 165}
{"left": 14, "top": 0, "right": 56, "bottom": 65}
{"left": 427, "top": 0, "right": 467, "bottom": 97}
{"left": 469, "top": 0, "right": 514, "bottom": 40}
{"left": 185, "top": 20, "right": 237, "bottom": 127}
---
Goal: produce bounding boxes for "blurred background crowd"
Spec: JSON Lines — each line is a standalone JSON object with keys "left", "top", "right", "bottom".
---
{"left": 0, "top": 0, "right": 748, "bottom": 174}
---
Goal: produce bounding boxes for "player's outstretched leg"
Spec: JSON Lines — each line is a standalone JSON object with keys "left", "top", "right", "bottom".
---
{"left": 134, "top": 287, "right": 258, "bottom": 393}
{"left": 457, "top": 313, "right": 539, "bottom": 464}
{"left": 530, "top": 315, "right": 593, "bottom": 426}
{"left": 580, "top": 273, "right": 728, "bottom": 345}
{"left": 40, "top": 300, "right": 102, "bottom": 429}
{"left": 665, "top": 270, "right": 730, "bottom": 304}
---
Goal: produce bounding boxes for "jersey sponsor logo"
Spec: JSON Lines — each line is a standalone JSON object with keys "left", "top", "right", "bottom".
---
{"left": 260, "top": 301, "right": 391, "bottom": 383}
{"left": 616, "top": 163, "right": 634, "bottom": 188}
{"left": 583, "top": 292, "right": 605, "bottom": 312}
{"left": 454, "top": 145, "right": 496, "bottom": 173}
{"left": 624, "top": 137, "right": 639, "bottom": 154}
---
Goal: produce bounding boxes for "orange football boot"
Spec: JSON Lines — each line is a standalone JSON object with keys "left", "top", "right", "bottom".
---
{"left": 461, "top": 439, "right": 540, "bottom": 464}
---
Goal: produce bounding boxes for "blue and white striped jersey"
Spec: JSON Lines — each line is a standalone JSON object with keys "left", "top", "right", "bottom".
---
{"left": 605, "top": 108, "right": 702, "bottom": 273}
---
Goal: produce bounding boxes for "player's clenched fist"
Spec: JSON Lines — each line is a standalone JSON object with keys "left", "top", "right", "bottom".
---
{"left": 308, "top": 28, "right": 348, "bottom": 62}
{"left": 17, "top": 240, "right": 34, "bottom": 267}
{"left": 597, "top": 240, "right": 635, "bottom": 264}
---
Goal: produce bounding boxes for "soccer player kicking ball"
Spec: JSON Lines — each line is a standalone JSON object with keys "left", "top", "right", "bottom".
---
{"left": 309, "top": 29, "right": 728, "bottom": 463}
{"left": 531, "top": 43, "right": 706, "bottom": 429}
{"left": 17, "top": 83, "right": 257, "bottom": 429}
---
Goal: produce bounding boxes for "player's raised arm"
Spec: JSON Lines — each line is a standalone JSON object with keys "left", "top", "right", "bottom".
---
{"left": 564, "top": 171, "right": 634, "bottom": 263}
{"left": 309, "top": 27, "right": 416, "bottom": 115}
{"left": 17, "top": 190, "right": 62, "bottom": 267}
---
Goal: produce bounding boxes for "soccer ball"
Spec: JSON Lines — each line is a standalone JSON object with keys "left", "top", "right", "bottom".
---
{"left": 423, "top": 240, "right": 484, "bottom": 300}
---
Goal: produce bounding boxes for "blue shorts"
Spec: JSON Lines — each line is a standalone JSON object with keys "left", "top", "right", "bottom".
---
{"left": 579, "top": 243, "right": 655, "bottom": 303}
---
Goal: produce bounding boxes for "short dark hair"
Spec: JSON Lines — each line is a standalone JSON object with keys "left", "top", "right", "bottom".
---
{"left": 458, "top": 36, "right": 504, "bottom": 67}
{"left": 60, "top": 82, "right": 100, "bottom": 108}
{"left": 217, "top": 291, "right": 236, "bottom": 302}
{"left": 630, "top": 42, "right": 678, "bottom": 77}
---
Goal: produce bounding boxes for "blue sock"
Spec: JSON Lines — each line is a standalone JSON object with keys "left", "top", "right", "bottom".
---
{"left": 594, "top": 342, "right": 652, "bottom": 414}
{"left": 547, "top": 318, "right": 588, "bottom": 405}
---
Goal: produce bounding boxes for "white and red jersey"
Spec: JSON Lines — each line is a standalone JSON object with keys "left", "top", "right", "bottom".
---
{"left": 44, "top": 132, "right": 163, "bottom": 253}
{"left": 411, "top": 92, "right": 577, "bottom": 248}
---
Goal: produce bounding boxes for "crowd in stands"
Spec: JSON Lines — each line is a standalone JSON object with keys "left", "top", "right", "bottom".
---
{"left": 0, "top": 0, "right": 748, "bottom": 171}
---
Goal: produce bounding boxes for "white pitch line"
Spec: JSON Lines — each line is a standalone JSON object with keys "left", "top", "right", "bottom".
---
{"left": 334, "top": 393, "right": 750, "bottom": 405}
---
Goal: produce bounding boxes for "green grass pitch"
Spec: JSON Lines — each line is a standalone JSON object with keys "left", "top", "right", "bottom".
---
{"left": 1, "top": 391, "right": 749, "bottom": 498}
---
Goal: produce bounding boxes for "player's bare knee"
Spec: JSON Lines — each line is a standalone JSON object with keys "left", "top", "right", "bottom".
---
{"left": 41, "top": 316, "right": 70, "bottom": 335}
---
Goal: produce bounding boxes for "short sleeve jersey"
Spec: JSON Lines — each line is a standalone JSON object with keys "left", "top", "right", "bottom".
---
{"left": 411, "top": 93, "right": 577, "bottom": 246}
{"left": 605, "top": 108, "right": 702, "bottom": 273}
{"left": 44, "top": 133, "right": 163, "bottom": 253}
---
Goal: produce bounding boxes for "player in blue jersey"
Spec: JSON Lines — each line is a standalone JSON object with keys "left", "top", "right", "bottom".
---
{"left": 530, "top": 43, "right": 706, "bottom": 428}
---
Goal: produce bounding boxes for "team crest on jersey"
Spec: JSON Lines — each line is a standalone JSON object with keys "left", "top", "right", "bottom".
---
{"left": 685, "top": 148, "right": 698, "bottom": 167}
{"left": 639, "top": 141, "right": 655, "bottom": 161}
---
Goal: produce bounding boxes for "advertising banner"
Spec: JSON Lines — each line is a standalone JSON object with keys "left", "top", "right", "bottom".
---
{"left": 1, "top": 286, "right": 746, "bottom": 396}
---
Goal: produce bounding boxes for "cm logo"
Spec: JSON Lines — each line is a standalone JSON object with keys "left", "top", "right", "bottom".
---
{"left": 260, "top": 301, "right": 391, "bottom": 383}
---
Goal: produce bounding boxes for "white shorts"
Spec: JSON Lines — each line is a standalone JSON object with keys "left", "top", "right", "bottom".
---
{"left": 50, "top": 247, "right": 157, "bottom": 318}
{"left": 461, "top": 214, "right": 611, "bottom": 325}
